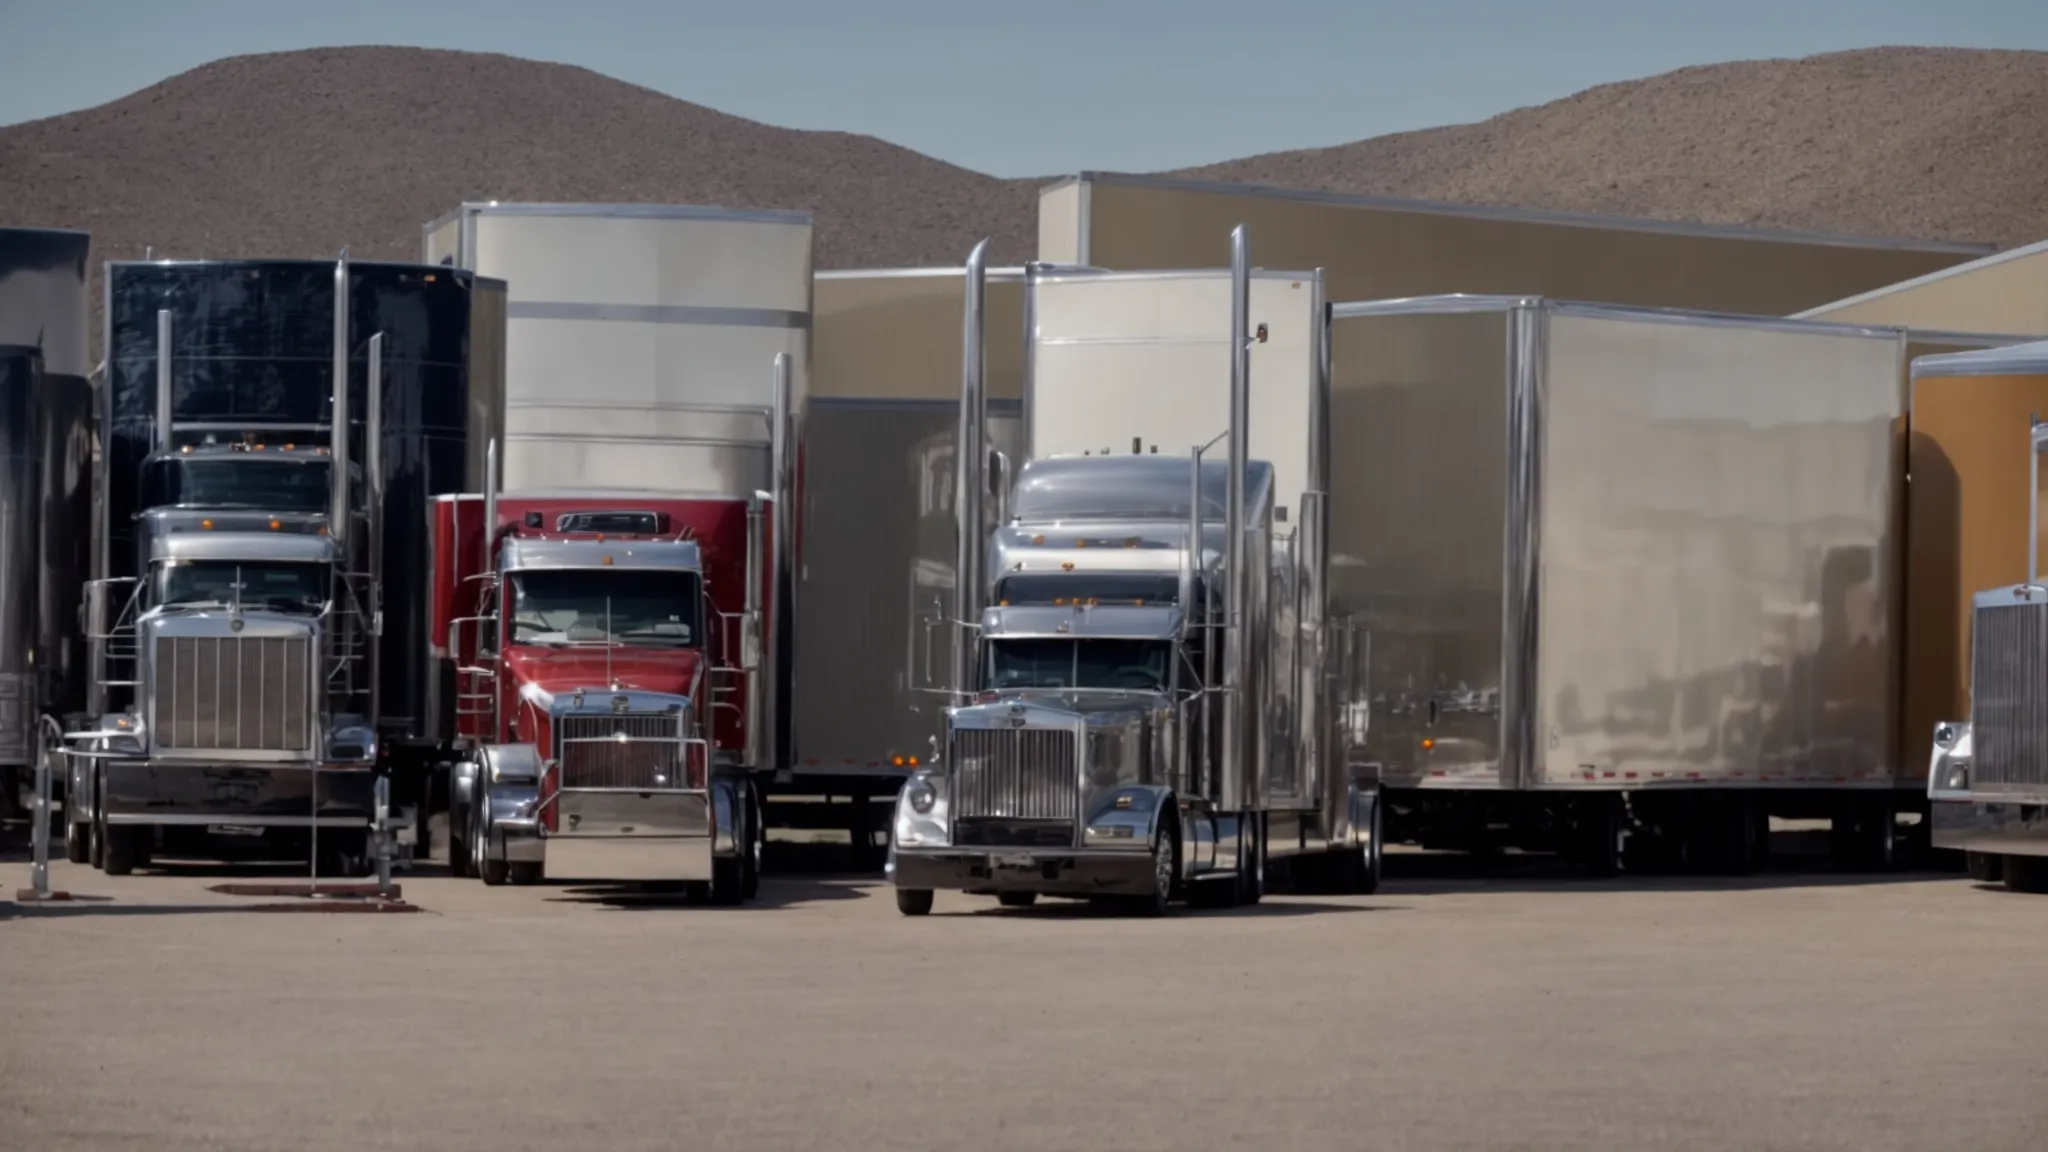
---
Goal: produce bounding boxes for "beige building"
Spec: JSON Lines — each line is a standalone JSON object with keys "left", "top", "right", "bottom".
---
{"left": 1039, "top": 172, "right": 1990, "bottom": 316}
{"left": 1795, "top": 238, "right": 2048, "bottom": 335}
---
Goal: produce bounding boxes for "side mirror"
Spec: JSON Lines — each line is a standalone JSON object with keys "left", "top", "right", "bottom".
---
{"left": 740, "top": 613, "right": 762, "bottom": 671}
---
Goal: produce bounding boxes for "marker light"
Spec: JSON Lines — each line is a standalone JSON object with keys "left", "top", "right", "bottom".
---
{"left": 601, "top": 555, "right": 614, "bottom": 565}
{"left": 1061, "top": 562, "right": 1075, "bottom": 571}
{"left": 269, "top": 519, "right": 281, "bottom": 530}
{"left": 1421, "top": 738, "right": 1435, "bottom": 751}
{"left": 200, "top": 519, "right": 214, "bottom": 530}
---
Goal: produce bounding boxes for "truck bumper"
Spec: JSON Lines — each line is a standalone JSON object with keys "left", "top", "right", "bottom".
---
{"left": 99, "top": 760, "right": 374, "bottom": 828}
{"left": 540, "top": 789, "right": 716, "bottom": 882}
{"left": 1931, "top": 797, "right": 2048, "bottom": 858}
{"left": 888, "top": 846, "right": 1156, "bottom": 897}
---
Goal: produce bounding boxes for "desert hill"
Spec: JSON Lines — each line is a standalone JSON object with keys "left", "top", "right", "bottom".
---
{"left": 3, "top": 44, "right": 2044, "bottom": 321}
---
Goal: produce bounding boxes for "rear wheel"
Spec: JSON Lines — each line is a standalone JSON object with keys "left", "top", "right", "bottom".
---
{"left": 507, "top": 861, "right": 542, "bottom": 886}
{"left": 895, "top": 887, "right": 934, "bottom": 916}
{"left": 100, "top": 822, "right": 142, "bottom": 877}
{"left": 740, "top": 780, "right": 763, "bottom": 901}
{"left": 64, "top": 766, "right": 92, "bottom": 865}
{"left": 1580, "top": 793, "right": 1624, "bottom": 878}
{"left": 1967, "top": 851, "right": 2005, "bottom": 884}
{"left": 996, "top": 891, "right": 1037, "bottom": 908}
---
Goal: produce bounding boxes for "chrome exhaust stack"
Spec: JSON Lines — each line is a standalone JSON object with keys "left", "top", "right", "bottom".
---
{"left": 154, "top": 309, "right": 174, "bottom": 451}
{"left": 953, "top": 238, "right": 990, "bottom": 699}
{"left": 1221, "top": 224, "right": 1252, "bottom": 811}
{"left": 329, "top": 253, "right": 351, "bottom": 560}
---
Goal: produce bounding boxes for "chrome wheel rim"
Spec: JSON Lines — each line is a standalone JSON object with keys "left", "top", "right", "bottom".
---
{"left": 1153, "top": 824, "right": 1174, "bottom": 898}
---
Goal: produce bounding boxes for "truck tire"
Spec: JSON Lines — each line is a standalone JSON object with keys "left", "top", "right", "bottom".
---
{"left": 996, "top": 891, "right": 1037, "bottom": 908}
{"left": 507, "top": 861, "right": 542, "bottom": 886}
{"left": 64, "top": 772, "right": 92, "bottom": 865}
{"left": 709, "top": 854, "right": 745, "bottom": 905}
{"left": 473, "top": 804, "right": 508, "bottom": 887}
{"left": 895, "top": 887, "right": 934, "bottom": 916}
{"left": 100, "top": 822, "right": 141, "bottom": 877}
{"left": 739, "top": 779, "right": 762, "bottom": 900}
{"left": 1581, "top": 794, "right": 1624, "bottom": 878}
{"left": 1239, "top": 814, "right": 1265, "bottom": 906}
{"left": 1133, "top": 817, "right": 1179, "bottom": 917}
{"left": 1967, "top": 851, "right": 2005, "bottom": 884}
{"left": 2001, "top": 855, "right": 2048, "bottom": 894}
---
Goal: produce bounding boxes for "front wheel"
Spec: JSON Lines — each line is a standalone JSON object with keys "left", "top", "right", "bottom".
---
{"left": 896, "top": 887, "right": 934, "bottom": 916}
{"left": 2002, "top": 855, "right": 2048, "bottom": 894}
{"left": 1967, "top": 851, "right": 2005, "bottom": 884}
{"left": 1134, "top": 813, "right": 1179, "bottom": 918}
{"left": 472, "top": 799, "right": 508, "bottom": 887}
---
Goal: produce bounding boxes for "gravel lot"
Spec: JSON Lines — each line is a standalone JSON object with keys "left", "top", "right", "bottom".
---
{"left": 4, "top": 842, "right": 2047, "bottom": 1152}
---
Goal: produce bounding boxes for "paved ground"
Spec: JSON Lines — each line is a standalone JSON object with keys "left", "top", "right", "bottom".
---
{"left": 4, "top": 843, "right": 2046, "bottom": 1152}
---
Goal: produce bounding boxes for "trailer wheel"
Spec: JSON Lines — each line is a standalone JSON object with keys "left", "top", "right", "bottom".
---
{"left": 895, "top": 887, "right": 934, "bottom": 916}
{"left": 1336, "top": 792, "right": 1386, "bottom": 896}
{"left": 507, "top": 861, "right": 542, "bottom": 886}
{"left": 996, "top": 891, "right": 1036, "bottom": 908}
{"left": 2001, "top": 855, "right": 2048, "bottom": 894}
{"left": 100, "top": 822, "right": 141, "bottom": 877}
{"left": 1967, "top": 851, "right": 2005, "bottom": 884}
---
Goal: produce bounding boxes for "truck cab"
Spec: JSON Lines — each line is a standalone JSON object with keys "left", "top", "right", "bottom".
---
{"left": 445, "top": 497, "right": 764, "bottom": 901}
{"left": 71, "top": 523, "right": 377, "bottom": 874}
{"left": 888, "top": 454, "right": 1272, "bottom": 916}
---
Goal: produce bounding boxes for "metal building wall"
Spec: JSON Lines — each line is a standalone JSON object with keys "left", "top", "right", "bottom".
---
{"left": 1043, "top": 173, "right": 1989, "bottom": 316}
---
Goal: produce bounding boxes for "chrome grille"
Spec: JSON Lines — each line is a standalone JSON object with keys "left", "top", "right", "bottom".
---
{"left": 152, "top": 633, "right": 315, "bottom": 753}
{"left": 950, "top": 727, "right": 1078, "bottom": 821}
{"left": 558, "top": 712, "right": 685, "bottom": 790}
{"left": 1971, "top": 597, "right": 2048, "bottom": 794}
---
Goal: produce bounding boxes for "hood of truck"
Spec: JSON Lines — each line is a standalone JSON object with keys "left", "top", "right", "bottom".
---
{"left": 501, "top": 645, "right": 703, "bottom": 709}
{"left": 953, "top": 688, "right": 1167, "bottom": 725}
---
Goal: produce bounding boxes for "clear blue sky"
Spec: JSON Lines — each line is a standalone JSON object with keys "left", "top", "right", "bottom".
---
{"left": 2, "top": 0, "right": 2044, "bottom": 177}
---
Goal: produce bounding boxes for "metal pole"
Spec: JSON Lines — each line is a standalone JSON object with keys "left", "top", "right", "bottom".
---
{"left": 27, "top": 730, "right": 51, "bottom": 898}
{"left": 1222, "top": 224, "right": 1252, "bottom": 811}
{"left": 953, "top": 238, "right": 990, "bottom": 697}
{"left": 2032, "top": 415, "right": 2041, "bottom": 585}
{"left": 155, "top": 310, "right": 174, "bottom": 450}
{"left": 366, "top": 332, "right": 384, "bottom": 723}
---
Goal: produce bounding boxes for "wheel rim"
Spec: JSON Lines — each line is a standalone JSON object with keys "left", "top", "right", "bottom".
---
{"left": 1153, "top": 824, "right": 1174, "bottom": 898}
{"left": 1250, "top": 819, "right": 1264, "bottom": 891}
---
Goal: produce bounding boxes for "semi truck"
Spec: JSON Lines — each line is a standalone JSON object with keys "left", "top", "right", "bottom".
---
{"left": 430, "top": 202, "right": 1036, "bottom": 874}
{"left": 425, "top": 202, "right": 797, "bottom": 887}
{"left": 431, "top": 472, "right": 770, "bottom": 897}
{"left": 0, "top": 227, "right": 93, "bottom": 834}
{"left": 1922, "top": 339, "right": 2048, "bottom": 892}
{"left": 62, "top": 255, "right": 504, "bottom": 874}
{"left": 888, "top": 228, "right": 1383, "bottom": 915}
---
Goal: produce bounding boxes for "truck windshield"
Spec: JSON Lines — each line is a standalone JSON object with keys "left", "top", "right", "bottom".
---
{"left": 985, "top": 638, "right": 1171, "bottom": 692}
{"left": 156, "top": 561, "right": 329, "bottom": 613}
{"left": 144, "top": 457, "right": 330, "bottom": 512}
{"left": 509, "top": 569, "right": 701, "bottom": 648}
{"left": 995, "top": 573, "right": 1184, "bottom": 607}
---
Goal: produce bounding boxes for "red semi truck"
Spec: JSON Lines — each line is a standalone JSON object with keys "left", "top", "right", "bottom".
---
{"left": 432, "top": 448, "right": 771, "bottom": 900}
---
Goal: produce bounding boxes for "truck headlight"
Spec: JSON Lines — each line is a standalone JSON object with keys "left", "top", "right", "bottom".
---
{"left": 907, "top": 779, "right": 938, "bottom": 814}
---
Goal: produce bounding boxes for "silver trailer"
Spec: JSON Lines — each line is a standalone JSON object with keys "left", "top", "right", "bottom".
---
{"left": 1924, "top": 340, "right": 2048, "bottom": 892}
{"left": 0, "top": 227, "right": 92, "bottom": 828}
{"left": 1331, "top": 294, "right": 1909, "bottom": 874}
{"left": 887, "top": 229, "right": 1382, "bottom": 915}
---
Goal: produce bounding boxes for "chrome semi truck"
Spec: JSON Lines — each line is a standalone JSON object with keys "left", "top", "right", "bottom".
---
{"left": 63, "top": 255, "right": 503, "bottom": 874}
{"left": 1925, "top": 339, "right": 2048, "bottom": 893}
{"left": 887, "top": 229, "right": 1382, "bottom": 915}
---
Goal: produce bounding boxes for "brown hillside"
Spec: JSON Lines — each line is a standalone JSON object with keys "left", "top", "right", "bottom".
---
{"left": 0, "top": 45, "right": 1039, "bottom": 274}
{"left": 2, "top": 44, "right": 2045, "bottom": 354}
{"left": 1179, "top": 46, "right": 2048, "bottom": 249}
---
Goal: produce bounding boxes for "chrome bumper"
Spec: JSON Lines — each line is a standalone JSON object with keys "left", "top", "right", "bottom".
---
{"left": 888, "top": 846, "right": 1156, "bottom": 897}
{"left": 98, "top": 759, "right": 374, "bottom": 828}
{"left": 1931, "top": 797, "right": 2048, "bottom": 858}
{"left": 539, "top": 789, "right": 716, "bottom": 882}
